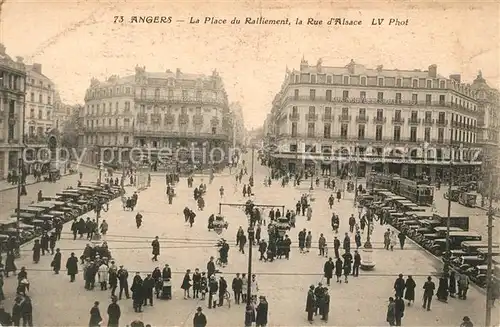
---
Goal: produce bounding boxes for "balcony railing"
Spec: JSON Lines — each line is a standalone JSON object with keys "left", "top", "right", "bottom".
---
{"left": 289, "top": 113, "right": 300, "bottom": 121}
{"left": 283, "top": 95, "right": 459, "bottom": 107}
{"left": 193, "top": 114, "right": 204, "bottom": 125}
{"left": 306, "top": 113, "right": 318, "bottom": 121}
{"left": 338, "top": 115, "right": 351, "bottom": 122}
{"left": 356, "top": 115, "right": 369, "bottom": 123}
{"left": 423, "top": 118, "right": 435, "bottom": 126}
{"left": 373, "top": 116, "right": 387, "bottom": 124}
{"left": 392, "top": 117, "right": 405, "bottom": 124}
{"left": 134, "top": 128, "right": 229, "bottom": 140}
{"left": 135, "top": 95, "right": 226, "bottom": 106}
{"left": 408, "top": 118, "right": 421, "bottom": 125}
{"left": 322, "top": 114, "right": 333, "bottom": 122}
{"left": 436, "top": 119, "right": 448, "bottom": 127}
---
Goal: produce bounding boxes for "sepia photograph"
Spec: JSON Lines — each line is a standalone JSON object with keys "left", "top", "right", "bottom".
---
{"left": 0, "top": 0, "right": 498, "bottom": 326}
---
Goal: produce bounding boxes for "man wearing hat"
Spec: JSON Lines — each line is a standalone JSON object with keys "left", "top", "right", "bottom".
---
{"left": 305, "top": 285, "right": 316, "bottom": 323}
{"left": 208, "top": 275, "right": 218, "bottom": 309}
{"left": 107, "top": 296, "right": 121, "bottom": 327}
{"left": 193, "top": 307, "right": 207, "bottom": 327}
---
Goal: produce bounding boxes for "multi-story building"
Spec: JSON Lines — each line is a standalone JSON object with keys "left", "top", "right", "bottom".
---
{"left": 80, "top": 66, "right": 232, "bottom": 166}
{"left": 24, "top": 63, "right": 56, "bottom": 149}
{"left": 229, "top": 102, "right": 246, "bottom": 148}
{"left": 266, "top": 58, "right": 483, "bottom": 181}
{"left": 0, "top": 44, "right": 26, "bottom": 179}
{"left": 471, "top": 71, "right": 500, "bottom": 196}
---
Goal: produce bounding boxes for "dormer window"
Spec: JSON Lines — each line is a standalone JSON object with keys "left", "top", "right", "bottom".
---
{"left": 343, "top": 76, "right": 349, "bottom": 85}
{"left": 412, "top": 79, "right": 418, "bottom": 88}
{"left": 396, "top": 78, "right": 402, "bottom": 87}
{"left": 378, "top": 78, "right": 384, "bottom": 86}
{"left": 109, "top": 88, "right": 113, "bottom": 96}
{"left": 310, "top": 75, "right": 316, "bottom": 83}
{"left": 294, "top": 75, "right": 299, "bottom": 83}
{"left": 326, "top": 76, "right": 332, "bottom": 84}
{"left": 439, "top": 80, "right": 445, "bottom": 89}
{"left": 426, "top": 80, "right": 432, "bottom": 88}
{"left": 360, "top": 77, "right": 367, "bottom": 86}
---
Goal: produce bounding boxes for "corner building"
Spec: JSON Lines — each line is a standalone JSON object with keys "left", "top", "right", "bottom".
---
{"left": 0, "top": 44, "right": 26, "bottom": 180}
{"left": 268, "top": 59, "right": 482, "bottom": 182}
{"left": 80, "top": 67, "right": 231, "bottom": 167}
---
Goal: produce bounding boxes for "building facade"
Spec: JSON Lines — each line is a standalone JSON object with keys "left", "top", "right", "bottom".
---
{"left": 80, "top": 66, "right": 232, "bottom": 167}
{"left": 0, "top": 44, "right": 26, "bottom": 179}
{"left": 229, "top": 102, "right": 246, "bottom": 148}
{"left": 266, "top": 59, "right": 483, "bottom": 181}
{"left": 24, "top": 64, "right": 56, "bottom": 147}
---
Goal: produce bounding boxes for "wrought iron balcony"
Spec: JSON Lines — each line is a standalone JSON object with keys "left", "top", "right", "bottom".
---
{"left": 24, "top": 134, "right": 47, "bottom": 145}
{"left": 338, "top": 115, "right": 351, "bottom": 122}
{"left": 151, "top": 114, "right": 162, "bottom": 124}
{"left": 322, "top": 114, "right": 333, "bottom": 122}
{"left": 137, "top": 113, "right": 148, "bottom": 123}
{"left": 423, "top": 118, "right": 435, "bottom": 126}
{"left": 436, "top": 119, "right": 448, "bottom": 127}
{"left": 306, "top": 113, "right": 318, "bottom": 121}
{"left": 210, "top": 116, "right": 219, "bottom": 127}
{"left": 392, "top": 117, "right": 405, "bottom": 124}
{"left": 408, "top": 118, "right": 421, "bottom": 125}
{"left": 179, "top": 114, "right": 189, "bottom": 125}
{"left": 289, "top": 113, "right": 300, "bottom": 121}
{"left": 356, "top": 115, "right": 369, "bottom": 123}
{"left": 135, "top": 95, "right": 227, "bottom": 106}
{"left": 164, "top": 114, "right": 175, "bottom": 125}
{"left": 282, "top": 95, "right": 454, "bottom": 108}
{"left": 373, "top": 116, "right": 387, "bottom": 124}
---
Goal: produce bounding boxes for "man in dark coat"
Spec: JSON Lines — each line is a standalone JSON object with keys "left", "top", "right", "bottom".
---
{"left": 305, "top": 285, "right": 315, "bottom": 323}
{"left": 107, "top": 297, "right": 121, "bottom": 327}
{"left": 422, "top": 276, "right": 435, "bottom": 311}
{"left": 151, "top": 236, "right": 160, "bottom": 261}
{"left": 218, "top": 276, "right": 228, "bottom": 306}
{"left": 193, "top": 307, "right": 207, "bottom": 327}
{"left": 394, "top": 274, "right": 406, "bottom": 298}
{"left": 232, "top": 273, "right": 243, "bottom": 305}
{"left": 65, "top": 252, "right": 78, "bottom": 282}
{"left": 51, "top": 248, "right": 62, "bottom": 274}
{"left": 394, "top": 296, "right": 405, "bottom": 326}
{"left": 117, "top": 266, "right": 130, "bottom": 300}
{"left": 255, "top": 296, "right": 268, "bottom": 327}
{"left": 352, "top": 250, "right": 361, "bottom": 277}
{"left": 206, "top": 257, "right": 216, "bottom": 278}
{"left": 323, "top": 258, "right": 334, "bottom": 286}
{"left": 142, "top": 274, "right": 155, "bottom": 306}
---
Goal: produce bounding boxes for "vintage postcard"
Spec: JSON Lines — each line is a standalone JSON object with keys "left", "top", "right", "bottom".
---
{"left": 0, "top": 0, "right": 498, "bottom": 326}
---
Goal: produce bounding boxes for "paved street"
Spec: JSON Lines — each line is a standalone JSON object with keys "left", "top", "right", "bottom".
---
{"left": 0, "top": 167, "right": 99, "bottom": 223}
{"left": 1, "top": 156, "right": 497, "bottom": 326}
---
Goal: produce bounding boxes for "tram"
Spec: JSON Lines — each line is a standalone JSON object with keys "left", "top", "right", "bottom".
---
{"left": 369, "top": 174, "right": 434, "bottom": 206}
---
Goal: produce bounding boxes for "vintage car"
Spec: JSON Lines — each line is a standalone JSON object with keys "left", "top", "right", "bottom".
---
{"left": 429, "top": 231, "right": 482, "bottom": 256}
{"left": 444, "top": 188, "right": 460, "bottom": 202}
{"left": 458, "top": 192, "right": 477, "bottom": 208}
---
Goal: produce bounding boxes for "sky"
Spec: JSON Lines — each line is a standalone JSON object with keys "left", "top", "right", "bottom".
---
{"left": 1, "top": 0, "right": 499, "bottom": 129}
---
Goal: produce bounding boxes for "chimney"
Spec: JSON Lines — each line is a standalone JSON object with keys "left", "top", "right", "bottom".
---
{"left": 32, "top": 63, "right": 42, "bottom": 74}
{"left": 176, "top": 68, "right": 181, "bottom": 78}
{"left": 428, "top": 64, "right": 437, "bottom": 78}
{"left": 449, "top": 74, "right": 461, "bottom": 83}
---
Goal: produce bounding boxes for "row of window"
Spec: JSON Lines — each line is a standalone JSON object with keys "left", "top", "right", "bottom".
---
{"left": 29, "top": 92, "right": 51, "bottom": 105}
{"left": 29, "top": 108, "right": 51, "bottom": 120}
{"left": 86, "top": 102, "right": 132, "bottom": 115}
{"left": 290, "top": 73, "right": 475, "bottom": 97}
{"left": 289, "top": 122, "right": 476, "bottom": 144}
{"left": 87, "top": 86, "right": 133, "bottom": 98}
{"left": 85, "top": 135, "right": 130, "bottom": 146}
{"left": 139, "top": 88, "right": 217, "bottom": 100}
{"left": 0, "top": 72, "right": 24, "bottom": 91}
{"left": 28, "top": 78, "right": 51, "bottom": 89}
{"left": 290, "top": 89, "right": 477, "bottom": 111}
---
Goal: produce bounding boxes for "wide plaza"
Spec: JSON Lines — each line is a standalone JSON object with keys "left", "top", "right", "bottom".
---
{"left": 0, "top": 156, "right": 497, "bottom": 326}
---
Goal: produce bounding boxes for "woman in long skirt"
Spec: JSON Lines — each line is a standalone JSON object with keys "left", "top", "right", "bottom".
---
{"left": 404, "top": 275, "right": 416, "bottom": 306}
{"left": 181, "top": 269, "right": 192, "bottom": 299}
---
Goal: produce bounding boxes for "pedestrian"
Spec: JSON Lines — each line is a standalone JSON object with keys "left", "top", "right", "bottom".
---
{"left": 20, "top": 295, "right": 33, "bottom": 327}
{"left": 352, "top": 250, "right": 361, "bottom": 277}
{"left": 193, "top": 307, "right": 207, "bottom": 327}
{"left": 0, "top": 306, "right": 12, "bottom": 326}
{"left": 320, "top": 288, "right": 330, "bottom": 322}
{"left": 394, "top": 296, "right": 405, "bottom": 326}
{"left": 32, "top": 240, "right": 41, "bottom": 264}
{"left": 244, "top": 304, "right": 256, "bottom": 327}
{"left": 394, "top": 274, "right": 405, "bottom": 298}
{"left": 181, "top": 269, "right": 192, "bottom": 299}
{"left": 51, "top": 248, "right": 62, "bottom": 274}
{"left": 98, "top": 261, "right": 109, "bottom": 291}
{"left": 449, "top": 271, "right": 457, "bottom": 298}
{"left": 390, "top": 231, "right": 397, "bottom": 251}
{"left": 386, "top": 297, "right": 396, "bottom": 326}
{"left": 241, "top": 273, "right": 248, "bottom": 303}
{"left": 135, "top": 212, "right": 143, "bottom": 228}
{"left": 323, "top": 257, "right": 334, "bottom": 286}
{"left": 305, "top": 231, "right": 312, "bottom": 253}
{"left": 457, "top": 273, "right": 469, "bottom": 300}
{"left": 107, "top": 297, "right": 121, "bottom": 327}
{"left": 232, "top": 273, "right": 243, "bottom": 305}
{"left": 384, "top": 229, "right": 390, "bottom": 250}
{"left": 89, "top": 301, "right": 102, "bottom": 327}
{"left": 460, "top": 316, "right": 473, "bottom": 327}
{"left": 305, "top": 285, "right": 315, "bottom": 323}
{"left": 255, "top": 296, "right": 268, "bottom": 327}
{"left": 404, "top": 275, "right": 416, "bottom": 306}
{"left": 65, "top": 252, "right": 78, "bottom": 282}
{"left": 151, "top": 236, "right": 160, "bottom": 262}
{"left": 422, "top": 276, "right": 435, "bottom": 311}
{"left": 131, "top": 273, "right": 144, "bottom": 312}
{"left": 335, "top": 257, "right": 343, "bottom": 283}
{"left": 436, "top": 275, "right": 449, "bottom": 302}
{"left": 398, "top": 231, "right": 406, "bottom": 249}
{"left": 12, "top": 296, "right": 22, "bottom": 326}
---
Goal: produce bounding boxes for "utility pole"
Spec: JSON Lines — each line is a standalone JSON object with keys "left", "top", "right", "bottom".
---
{"left": 485, "top": 155, "right": 496, "bottom": 327}
{"left": 444, "top": 132, "right": 454, "bottom": 276}
{"left": 353, "top": 156, "right": 359, "bottom": 208}
{"left": 15, "top": 157, "right": 23, "bottom": 257}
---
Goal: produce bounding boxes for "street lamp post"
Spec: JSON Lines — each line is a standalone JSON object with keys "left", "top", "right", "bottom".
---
{"left": 97, "top": 161, "right": 103, "bottom": 186}
{"left": 246, "top": 224, "right": 255, "bottom": 307}
{"left": 353, "top": 158, "right": 359, "bottom": 208}
{"left": 15, "top": 157, "right": 23, "bottom": 257}
{"left": 443, "top": 139, "right": 454, "bottom": 276}
{"left": 309, "top": 169, "right": 314, "bottom": 191}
